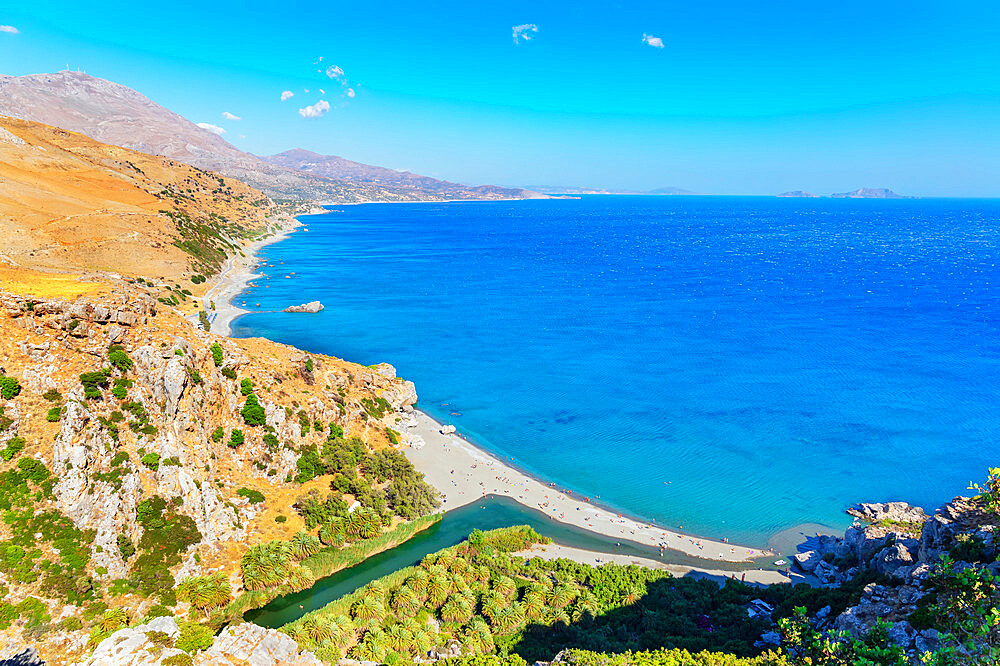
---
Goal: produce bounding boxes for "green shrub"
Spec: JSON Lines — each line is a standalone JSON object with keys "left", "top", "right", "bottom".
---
{"left": 221, "top": 367, "right": 237, "bottom": 380}
{"left": 0, "top": 376, "right": 21, "bottom": 400}
{"left": 1, "top": 437, "right": 25, "bottom": 462}
{"left": 141, "top": 453, "right": 161, "bottom": 471}
{"left": 275, "top": 515, "right": 287, "bottom": 523}
{"left": 187, "top": 367, "right": 203, "bottom": 384}
{"left": 240, "top": 378, "right": 253, "bottom": 396}
{"left": 164, "top": 654, "right": 194, "bottom": 666}
{"left": 241, "top": 394, "right": 266, "bottom": 426}
{"left": 42, "top": 389, "right": 62, "bottom": 402}
{"left": 304, "top": 357, "right": 314, "bottom": 372}
{"left": 60, "top": 615, "right": 84, "bottom": 631}
{"left": 117, "top": 534, "right": 135, "bottom": 560}
{"left": 211, "top": 426, "right": 224, "bottom": 442}
{"left": 80, "top": 370, "right": 111, "bottom": 399}
{"left": 228, "top": 429, "right": 244, "bottom": 448}
{"left": 108, "top": 345, "right": 133, "bottom": 372}
{"left": 210, "top": 343, "right": 223, "bottom": 366}
{"left": 263, "top": 433, "right": 279, "bottom": 450}
{"left": 46, "top": 407, "right": 61, "bottom": 423}
{"left": 237, "top": 488, "right": 265, "bottom": 504}
{"left": 176, "top": 621, "right": 214, "bottom": 652}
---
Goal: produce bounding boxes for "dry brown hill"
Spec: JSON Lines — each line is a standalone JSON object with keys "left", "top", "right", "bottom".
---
{"left": 0, "top": 71, "right": 542, "bottom": 203}
{"left": 0, "top": 115, "right": 278, "bottom": 283}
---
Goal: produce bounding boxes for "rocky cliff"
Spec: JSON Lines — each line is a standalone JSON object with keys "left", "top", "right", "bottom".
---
{"left": 0, "top": 281, "right": 421, "bottom": 663}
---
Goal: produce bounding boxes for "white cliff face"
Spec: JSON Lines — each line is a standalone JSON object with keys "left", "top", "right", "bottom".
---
{"left": 79, "top": 618, "right": 323, "bottom": 666}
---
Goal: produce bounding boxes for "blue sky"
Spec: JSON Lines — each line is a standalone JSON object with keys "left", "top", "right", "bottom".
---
{"left": 2, "top": 1, "right": 999, "bottom": 195}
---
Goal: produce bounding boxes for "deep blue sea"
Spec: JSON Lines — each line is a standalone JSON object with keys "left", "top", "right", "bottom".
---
{"left": 232, "top": 196, "right": 1000, "bottom": 545}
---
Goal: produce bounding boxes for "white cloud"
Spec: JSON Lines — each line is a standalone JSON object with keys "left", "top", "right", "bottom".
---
{"left": 345, "top": 88, "right": 356, "bottom": 98}
{"left": 319, "top": 88, "right": 326, "bottom": 95}
{"left": 280, "top": 90, "right": 294, "bottom": 101}
{"left": 325, "top": 65, "right": 345, "bottom": 80}
{"left": 304, "top": 88, "right": 310, "bottom": 93}
{"left": 512, "top": 23, "right": 538, "bottom": 44}
{"left": 298, "top": 100, "right": 331, "bottom": 118}
{"left": 221, "top": 111, "right": 241, "bottom": 120}
{"left": 196, "top": 122, "right": 226, "bottom": 135}
{"left": 642, "top": 33, "right": 665, "bottom": 49}
{"left": 0, "top": 25, "right": 18, "bottom": 34}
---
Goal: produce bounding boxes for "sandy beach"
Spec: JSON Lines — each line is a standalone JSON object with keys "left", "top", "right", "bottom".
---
{"left": 200, "top": 217, "right": 301, "bottom": 336}
{"left": 401, "top": 410, "right": 775, "bottom": 564}
{"left": 517, "top": 543, "right": 800, "bottom": 586}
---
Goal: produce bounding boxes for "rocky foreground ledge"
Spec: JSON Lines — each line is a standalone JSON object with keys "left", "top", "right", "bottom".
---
{"left": 789, "top": 496, "right": 998, "bottom": 658}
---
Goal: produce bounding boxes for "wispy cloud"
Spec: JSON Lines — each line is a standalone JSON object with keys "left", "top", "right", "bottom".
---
{"left": 280, "top": 90, "right": 294, "bottom": 101}
{"left": 196, "top": 122, "right": 226, "bottom": 135}
{"left": 346, "top": 88, "right": 356, "bottom": 98}
{"left": 325, "top": 65, "right": 345, "bottom": 81}
{"left": 642, "top": 33, "right": 665, "bottom": 49}
{"left": 221, "top": 111, "right": 241, "bottom": 121}
{"left": 0, "top": 25, "right": 18, "bottom": 34}
{"left": 512, "top": 23, "right": 538, "bottom": 44}
{"left": 298, "top": 100, "right": 331, "bottom": 118}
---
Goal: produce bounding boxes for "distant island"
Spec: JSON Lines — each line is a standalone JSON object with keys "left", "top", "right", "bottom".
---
{"left": 777, "top": 187, "right": 914, "bottom": 199}
{"left": 830, "top": 187, "right": 913, "bottom": 199}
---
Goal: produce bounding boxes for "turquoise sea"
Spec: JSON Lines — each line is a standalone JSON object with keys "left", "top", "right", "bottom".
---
{"left": 232, "top": 196, "right": 1000, "bottom": 546}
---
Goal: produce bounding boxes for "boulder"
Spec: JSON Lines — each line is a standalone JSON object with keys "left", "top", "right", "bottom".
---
{"left": 440, "top": 424, "right": 457, "bottom": 435}
{"left": 204, "top": 622, "right": 323, "bottom": 665}
{"left": 282, "top": 301, "right": 324, "bottom": 313}
{"left": 792, "top": 550, "right": 821, "bottom": 573}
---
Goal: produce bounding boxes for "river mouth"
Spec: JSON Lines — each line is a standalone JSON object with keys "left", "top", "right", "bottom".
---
{"left": 246, "top": 495, "right": 770, "bottom": 627}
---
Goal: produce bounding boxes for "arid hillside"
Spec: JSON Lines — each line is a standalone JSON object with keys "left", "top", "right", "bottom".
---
{"left": 0, "top": 277, "right": 432, "bottom": 663}
{"left": 0, "top": 71, "right": 542, "bottom": 203}
{"left": 0, "top": 116, "right": 278, "bottom": 282}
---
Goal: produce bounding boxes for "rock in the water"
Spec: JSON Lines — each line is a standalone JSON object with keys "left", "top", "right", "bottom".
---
{"left": 282, "top": 301, "right": 324, "bottom": 313}
{"left": 439, "top": 424, "right": 456, "bottom": 435}
{"left": 792, "top": 550, "right": 821, "bottom": 572}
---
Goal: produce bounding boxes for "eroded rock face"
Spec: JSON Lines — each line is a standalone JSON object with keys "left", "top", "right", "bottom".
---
{"left": 202, "top": 622, "right": 323, "bottom": 665}
{"left": 80, "top": 618, "right": 322, "bottom": 666}
{"left": 847, "top": 502, "right": 928, "bottom": 525}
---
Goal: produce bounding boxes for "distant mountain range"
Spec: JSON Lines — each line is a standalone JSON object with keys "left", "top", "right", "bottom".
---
{"left": 779, "top": 188, "right": 912, "bottom": 199}
{"left": 525, "top": 186, "right": 697, "bottom": 195}
{"left": 263, "top": 148, "right": 540, "bottom": 201}
{"left": 0, "top": 71, "right": 540, "bottom": 204}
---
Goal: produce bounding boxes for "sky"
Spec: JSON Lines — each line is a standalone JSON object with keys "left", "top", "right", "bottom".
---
{"left": 2, "top": 1, "right": 999, "bottom": 196}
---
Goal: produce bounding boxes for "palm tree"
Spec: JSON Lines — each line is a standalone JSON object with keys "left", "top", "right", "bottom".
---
{"left": 391, "top": 586, "right": 420, "bottom": 617}
{"left": 385, "top": 624, "right": 413, "bottom": 653}
{"left": 97, "top": 608, "right": 128, "bottom": 633}
{"left": 548, "top": 607, "right": 571, "bottom": 626}
{"left": 302, "top": 616, "right": 333, "bottom": 644}
{"left": 365, "top": 580, "right": 387, "bottom": 601}
{"left": 406, "top": 569, "right": 428, "bottom": 594}
{"left": 289, "top": 531, "right": 322, "bottom": 559}
{"left": 492, "top": 575, "right": 517, "bottom": 599}
{"left": 241, "top": 541, "right": 292, "bottom": 590}
{"left": 412, "top": 628, "right": 432, "bottom": 654}
{"left": 523, "top": 591, "right": 545, "bottom": 621}
{"left": 426, "top": 574, "right": 451, "bottom": 607}
{"left": 621, "top": 585, "right": 642, "bottom": 606}
{"left": 440, "top": 596, "right": 473, "bottom": 623}
{"left": 573, "top": 591, "right": 600, "bottom": 622}
{"left": 285, "top": 564, "right": 314, "bottom": 592}
{"left": 548, "top": 583, "right": 577, "bottom": 609}
{"left": 464, "top": 617, "right": 494, "bottom": 654}
{"left": 177, "top": 573, "right": 232, "bottom": 617}
{"left": 449, "top": 556, "right": 469, "bottom": 576}
{"left": 352, "top": 595, "right": 386, "bottom": 622}
{"left": 435, "top": 552, "right": 455, "bottom": 570}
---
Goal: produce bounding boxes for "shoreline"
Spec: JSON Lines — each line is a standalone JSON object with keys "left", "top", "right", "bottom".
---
{"left": 218, "top": 208, "right": 813, "bottom": 577}
{"left": 200, "top": 216, "right": 301, "bottom": 336}
{"left": 401, "top": 409, "right": 776, "bottom": 564}
{"left": 518, "top": 543, "right": 802, "bottom": 586}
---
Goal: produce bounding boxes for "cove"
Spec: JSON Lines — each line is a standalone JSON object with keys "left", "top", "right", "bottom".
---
{"left": 245, "top": 495, "right": 762, "bottom": 628}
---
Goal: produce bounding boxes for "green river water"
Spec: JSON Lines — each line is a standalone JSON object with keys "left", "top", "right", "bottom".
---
{"left": 246, "top": 495, "right": 772, "bottom": 628}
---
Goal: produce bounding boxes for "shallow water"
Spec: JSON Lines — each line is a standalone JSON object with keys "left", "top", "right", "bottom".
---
{"left": 233, "top": 195, "right": 1000, "bottom": 544}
